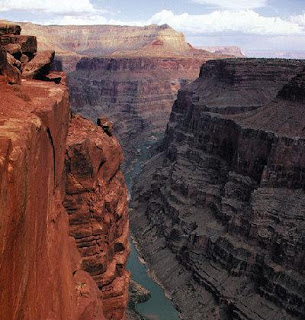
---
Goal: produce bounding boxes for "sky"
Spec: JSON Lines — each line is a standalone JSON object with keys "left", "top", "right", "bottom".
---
{"left": 1, "top": 0, "right": 305, "bottom": 52}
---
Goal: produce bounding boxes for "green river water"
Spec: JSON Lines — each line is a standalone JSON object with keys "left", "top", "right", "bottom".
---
{"left": 126, "top": 135, "right": 180, "bottom": 320}
{"left": 127, "top": 241, "right": 180, "bottom": 320}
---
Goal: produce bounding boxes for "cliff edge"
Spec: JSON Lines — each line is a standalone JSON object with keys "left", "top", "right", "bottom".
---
{"left": 0, "top": 22, "right": 129, "bottom": 320}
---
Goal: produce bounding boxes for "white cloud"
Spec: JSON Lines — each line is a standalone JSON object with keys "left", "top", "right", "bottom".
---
{"left": 0, "top": 0, "right": 95, "bottom": 14}
{"left": 49, "top": 15, "right": 108, "bottom": 25}
{"left": 42, "top": 9, "right": 304, "bottom": 36}
{"left": 2, "top": 0, "right": 305, "bottom": 38}
{"left": 148, "top": 10, "right": 304, "bottom": 35}
{"left": 40, "top": 14, "right": 147, "bottom": 26}
{"left": 290, "top": 14, "right": 305, "bottom": 27}
{"left": 192, "top": 0, "right": 268, "bottom": 10}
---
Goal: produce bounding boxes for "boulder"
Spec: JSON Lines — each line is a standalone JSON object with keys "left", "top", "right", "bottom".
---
{"left": 13, "top": 35, "right": 37, "bottom": 54}
{"left": 7, "top": 52, "right": 21, "bottom": 69}
{"left": 0, "top": 35, "right": 37, "bottom": 55}
{"left": 0, "top": 22, "right": 21, "bottom": 36}
{"left": 3, "top": 43, "right": 21, "bottom": 55}
{"left": 3, "top": 43, "right": 21, "bottom": 56}
{"left": 22, "top": 50, "right": 55, "bottom": 79}
{"left": 0, "top": 35, "right": 11, "bottom": 46}
{"left": 3, "top": 63, "right": 21, "bottom": 84}
{"left": 0, "top": 45, "right": 21, "bottom": 84}
{"left": 45, "top": 71, "right": 63, "bottom": 84}
{"left": 20, "top": 53, "right": 29, "bottom": 66}
{"left": 0, "top": 45, "right": 7, "bottom": 70}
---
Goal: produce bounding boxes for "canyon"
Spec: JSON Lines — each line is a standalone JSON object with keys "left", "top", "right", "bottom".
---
{"left": 19, "top": 22, "right": 205, "bottom": 72}
{"left": 0, "top": 21, "right": 129, "bottom": 320}
{"left": 131, "top": 58, "right": 305, "bottom": 320}
{"left": 68, "top": 56, "right": 219, "bottom": 174}
{"left": 1, "top": 17, "right": 304, "bottom": 320}
{"left": 17, "top": 22, "right": 238, "bottom": 175}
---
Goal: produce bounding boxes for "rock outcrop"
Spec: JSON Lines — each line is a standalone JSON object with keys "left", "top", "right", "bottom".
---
{"left": 22, "top": 50, "right": 55, "bottom": 79}
{"left": 0, "top": 22, "right": 129, "bottom": 320}
{"left": 64, "top": 114, "right": 130, "bottom": 320}
{"left": 0, "top": 20, "right": 58, "bottom": 82}
{"left": 131, "top": 58, "right": 305, "bottom": 320}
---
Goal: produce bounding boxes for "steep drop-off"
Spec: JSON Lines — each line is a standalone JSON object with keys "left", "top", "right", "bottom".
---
{"left": 131, "top": 59, "right": 305, "bottom": 320}
{"left": 68, "top": 54, "right": 233, "bottom": 174}
{"left": 18, "top": 20, "right": 237, "bottom": 175}
{"left": 68, "top": 56, "right": 210, "bottom": 172}
{"left": 0, "top": 22, "right": 129, "bottom": 320}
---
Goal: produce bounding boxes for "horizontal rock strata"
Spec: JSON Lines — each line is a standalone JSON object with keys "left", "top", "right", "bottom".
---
{"left": 131, "top": 58, "right": 305, "bottom": 320}
{"left": 68, "top": 55, "right": 230, "bottom": 174}
{"left": 19, "top": 23, "right": 194, "bottom": 70}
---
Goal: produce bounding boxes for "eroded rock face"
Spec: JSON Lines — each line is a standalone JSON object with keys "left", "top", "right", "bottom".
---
{"left": 131, "top": 58, "right": 305, "bottom": 320}
{"left": 22, "top": 50, "right": 55, "bottom": 79}
{"left": 18, "top": 21, "right": 237, "bottom": 177}
{"left": 0, "top": 23, "right": 129, "bottom": 320}
{"left": 19, "top": 22, "right": 240, "bottom": 72}
{"left": 0, "top": 75, "right": 99, "bottom": 320}
{"left": 64, "top": 115, "right": 130, "bottom": 320}
{"left": 0, "top": 21, "right": 21, "bottom": 35}
{"left": 68, "top": 55, "right": 230, "bottom": 174}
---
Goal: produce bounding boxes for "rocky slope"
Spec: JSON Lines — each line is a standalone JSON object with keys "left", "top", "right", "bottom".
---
{"left": 0, "top": 22, "right": 129, "bottom": 320}
{"left": 131, "top": 58, "right": 305, "bottom": 320}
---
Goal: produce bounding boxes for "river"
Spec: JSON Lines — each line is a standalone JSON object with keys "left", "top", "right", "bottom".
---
{"left": 126, "top": 135, "right": 180, "bottom": 320}
{"left": 127, "top": 240, "right": 180, "bottom": 320}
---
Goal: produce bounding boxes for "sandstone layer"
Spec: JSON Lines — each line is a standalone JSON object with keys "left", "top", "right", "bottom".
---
{"left": 131, "top": 58, "right": 305, "bottom": 320}
{"left": 0, "top": 23, "right": 129, "bottom": 320}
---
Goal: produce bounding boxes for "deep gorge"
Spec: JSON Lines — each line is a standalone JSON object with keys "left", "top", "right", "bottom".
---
{"left": 1, "top": 19, "right": 305, "bottom": 320}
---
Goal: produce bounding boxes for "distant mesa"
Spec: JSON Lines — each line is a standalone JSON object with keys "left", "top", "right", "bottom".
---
{"left": 19, "top": 22, "right": 243, "bottom": 71}
{"left": 197, "top": 45, "right": 244, "bottom": 57}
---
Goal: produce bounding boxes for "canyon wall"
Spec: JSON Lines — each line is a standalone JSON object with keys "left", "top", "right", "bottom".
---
{"left": 68, "top": 54, "right": 234, "bottom": 175}
{"left": 131, "top": 58, "right": 305, "bottom": 320}
{"left": 0, "top": 22, "right": 129, "bottom": 320}
{"left": 68, "top": 56, "right": 210, "bottom": 173}
{"left": 20, "top": 23, "right": 191, "bottom": 56}
{"left": 18, "top": 20, "right": 238, "bottom": 176}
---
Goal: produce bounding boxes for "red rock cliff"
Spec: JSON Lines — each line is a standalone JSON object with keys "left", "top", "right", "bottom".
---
{"left": 0, "top": 22, "right": 129, "bottom": 320}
